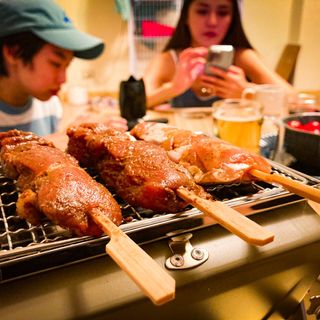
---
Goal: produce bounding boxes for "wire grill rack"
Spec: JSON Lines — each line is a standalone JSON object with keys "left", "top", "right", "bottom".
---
{"left": 0, "top": 162, "right": 318, "bottom": 282}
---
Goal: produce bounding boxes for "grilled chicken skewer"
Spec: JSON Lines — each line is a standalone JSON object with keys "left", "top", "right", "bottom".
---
{"left": 0, "top": 130, "right": 122, "bottom": 235}
{"left": 131, "top": 122, "right": 320, "bottom": 203}
{"left": 67, "top": 123, "right": 274, "bottom": 246}
{"left": 67, "top": 124, "right": 209, "bottom": 213}
{"left": 130, "top": 122, "right": 271, "bottom": 185}
{"left": 250, "top": 169, "right": 320, "bottom": 203}
{"left": 0, "top": 130, "right": 175, "bottom": 306}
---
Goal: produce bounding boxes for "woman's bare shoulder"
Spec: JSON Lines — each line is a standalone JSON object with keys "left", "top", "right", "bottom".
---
{"left": 234, "top": 48, "right": 271, "bottom": 77}
{"left": 234, "top": 48, "right": 261, "bottom": 66}
{"left": 148, "top": 50, "right": 176, "bottom": 69}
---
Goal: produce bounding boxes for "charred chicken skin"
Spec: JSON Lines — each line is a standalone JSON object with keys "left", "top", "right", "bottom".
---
{"left": 0, "top": 130, "right": 122, "bottom": 236}
{"left": 130, "top": 122, "right": 272, "bottom": 184}
{"left": 67, "top": 123, "right": 211, "bottom": 213}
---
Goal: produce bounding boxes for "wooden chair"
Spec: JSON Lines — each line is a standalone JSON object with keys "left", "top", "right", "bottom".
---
{"left": 275, "top": 44, "right": 301, "bottom": 84}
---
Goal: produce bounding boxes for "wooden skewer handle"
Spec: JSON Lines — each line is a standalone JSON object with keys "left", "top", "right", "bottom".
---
{"left": 250, "top": 169, "right": 320, "bottom": 204}
{"left": 307, "top": 200, "right": 320, "bottom": 217}
{"left": 177, "top": 187, "right": 274, "bottom": 246}
{"left": 91, "top": 212, "right": 175, "bottom": 306}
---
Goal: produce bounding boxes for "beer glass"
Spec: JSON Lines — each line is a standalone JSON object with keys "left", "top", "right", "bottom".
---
{"left": 212, "top": 99, "right": 263, "bottom": 154}
{"left": 242, "top": 85, "right": 288, "bottom": 160}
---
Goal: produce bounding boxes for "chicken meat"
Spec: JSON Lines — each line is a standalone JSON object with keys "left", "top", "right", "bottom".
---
{"left": 67, "top": 123, "right": 211, "bottom": 213}
{"left": 130, "top": 122, "right": 272, "bottom": 184}
{"left": 0, "top": 130, "right": 122, "bottom": 236}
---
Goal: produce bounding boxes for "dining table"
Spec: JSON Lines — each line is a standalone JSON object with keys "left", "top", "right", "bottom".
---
{"left": 48, "top": 102, "right": 216, "bottom": 150}
{"left": 52, "top": 100, "right": 280, "bottom": 159}
{"left": 2, "top": 98, "right": 320, "bottom": 320}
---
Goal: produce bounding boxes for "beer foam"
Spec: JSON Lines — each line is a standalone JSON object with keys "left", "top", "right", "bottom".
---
{"left": 214, "top": 111, "right": 262, "bottom": 122}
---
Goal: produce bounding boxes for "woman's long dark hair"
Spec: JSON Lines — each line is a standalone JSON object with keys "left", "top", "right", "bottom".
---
{"left": 164, "top": 0, "right": 253, "bottom": 51}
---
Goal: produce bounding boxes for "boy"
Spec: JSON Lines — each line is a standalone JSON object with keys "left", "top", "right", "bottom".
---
{"left": 0, "top": 0, "right": 125, "bottom": 140}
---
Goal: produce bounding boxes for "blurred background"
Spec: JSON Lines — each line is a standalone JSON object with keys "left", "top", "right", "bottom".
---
{"left": 55, "top": 0, "right": 319, "bottom": 96}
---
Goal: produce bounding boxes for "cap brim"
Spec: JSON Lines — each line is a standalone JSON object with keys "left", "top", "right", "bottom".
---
{"left": 33, "top": 28, "right": 104, "bottom": 59}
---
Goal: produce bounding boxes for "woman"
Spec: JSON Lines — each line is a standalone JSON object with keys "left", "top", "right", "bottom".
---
{"left": 143, "top": 0, "right": 294, "bottom": 109}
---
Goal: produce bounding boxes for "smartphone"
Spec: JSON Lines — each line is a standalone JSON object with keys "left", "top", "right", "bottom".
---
{"left": 204, "top": 45, "right": 234, "bottom": 76}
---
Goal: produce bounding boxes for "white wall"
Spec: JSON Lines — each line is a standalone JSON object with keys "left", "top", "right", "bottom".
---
{"left": 243, "top": 0, "right": 320, "bottom": 91}
{"left": 56, "top": 0, "right": 130, "bottom": 93}
{"left": 294, "top": 0, "right": 320, "bottom": 90}
{"left": 242, "top": 0, "right": 292, "bottom": 70}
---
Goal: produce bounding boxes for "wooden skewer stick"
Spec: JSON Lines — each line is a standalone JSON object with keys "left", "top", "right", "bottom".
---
{"left": 250, "top": 169, "right": 320, "bottom": 204}
{"left": 90, "top": 209, "right": 175, "bottom": 306}
{"left": 176, "top": 187, "right": 274, "bottom": 246}
{"left": 307, "top": 200, "right": 320, "bottom": 217}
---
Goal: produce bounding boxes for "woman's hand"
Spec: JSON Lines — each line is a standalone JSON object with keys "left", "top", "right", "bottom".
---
{"left": 193, "top": 65, "right": 251, "bottom": 98}
{"left": 171, "top": 47, "right": 207, "bottom": 96}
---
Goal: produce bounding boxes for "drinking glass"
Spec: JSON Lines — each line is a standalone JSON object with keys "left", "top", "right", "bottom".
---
{"left": 242, "top": 84, "right": 287, "bottom": 118}
{"left": 242, "top": 85, "right": 290, "bottom": 160}
{"left": 212, "top": 99, "right": 263, "bottom": 154}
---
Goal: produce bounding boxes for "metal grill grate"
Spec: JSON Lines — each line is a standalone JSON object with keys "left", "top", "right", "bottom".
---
{"left": 0, "top": 175, "right": 72, "bottom": 252}
{"left": 0, "top": 161, "right": 318, "bottom": 282}
{"left": 0, "top": 172, "right": 259, "bottom": 253}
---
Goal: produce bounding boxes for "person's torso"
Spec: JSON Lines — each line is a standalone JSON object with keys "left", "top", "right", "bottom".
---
{"left": 0, "top": 96, "right": 63, "bottom": 136}
{"left": 171, "top": 89, "right": 220, "bottom": 108}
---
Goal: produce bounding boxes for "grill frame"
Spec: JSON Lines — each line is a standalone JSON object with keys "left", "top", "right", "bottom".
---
{"left": 1, "top": 160, "right": 319, "bottom": 283}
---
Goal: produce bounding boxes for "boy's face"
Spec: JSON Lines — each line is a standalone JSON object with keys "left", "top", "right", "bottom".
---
{"left": 16, "top": 44, "right": 74, "bottom": 101}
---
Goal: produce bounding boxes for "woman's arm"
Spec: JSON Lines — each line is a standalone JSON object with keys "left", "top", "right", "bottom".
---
{"left": 143, "top": 48, "right": 208, "bottom": 109}
{"left": 237, "top": 49, "right": 295, "bottom": 93}
{"left": 143, "top": 51, "right": 175, "bottom": 108}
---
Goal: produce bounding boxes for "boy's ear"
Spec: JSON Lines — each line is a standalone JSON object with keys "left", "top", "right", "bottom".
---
{"left": 2, "top": 45, "right": 20, "bottom": 64}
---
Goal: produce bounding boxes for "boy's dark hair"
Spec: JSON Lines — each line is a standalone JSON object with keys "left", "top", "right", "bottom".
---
{"left": 0, "top": 32, "right": 46, "bottom": 76}
{"left": 164, "top": 0, "right": 253, "bottom": 51}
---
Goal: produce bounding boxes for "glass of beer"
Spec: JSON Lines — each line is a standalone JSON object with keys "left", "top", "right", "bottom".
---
{"left": 212, "top": 99, "right": 263, "bottom": 154}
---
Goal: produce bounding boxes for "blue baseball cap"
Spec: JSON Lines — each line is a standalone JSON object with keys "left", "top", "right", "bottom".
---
{"left": 0, "top": 0, "right": 104, "bottom": 59}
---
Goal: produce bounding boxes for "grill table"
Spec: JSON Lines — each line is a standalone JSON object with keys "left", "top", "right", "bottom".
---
{"left": 1, "top": 201, "right": 320, "bottom": 320}
{"left": 1, "top": 102, "right": 320, "bottom": 318}
{"left": 1, "top": 160, "right": 320, "bottom": 319}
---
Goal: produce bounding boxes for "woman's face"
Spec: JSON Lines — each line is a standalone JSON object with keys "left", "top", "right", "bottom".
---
{"left": 187, "top": 0, "right": 233, "bottom": 47}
